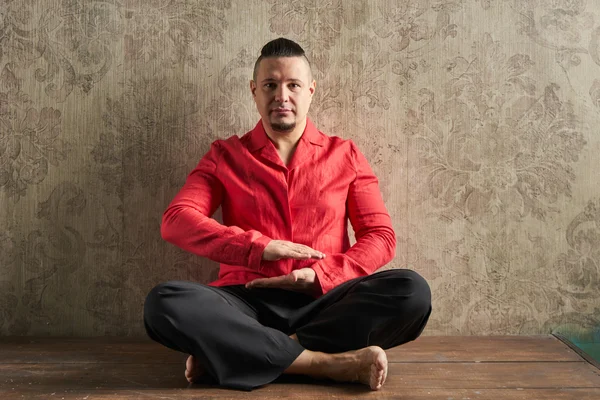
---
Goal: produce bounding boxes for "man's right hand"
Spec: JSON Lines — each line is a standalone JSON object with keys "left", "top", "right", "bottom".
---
{"left": 262, "top": 240, "right": 326, "bottom": 261}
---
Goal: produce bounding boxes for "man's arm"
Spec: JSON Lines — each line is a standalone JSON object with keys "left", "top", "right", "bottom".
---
{"left": 310, "top": 141, "right": 396, "bottom": 294}
{"left": 161, "top": 141, "right": 272, "bottom": 270}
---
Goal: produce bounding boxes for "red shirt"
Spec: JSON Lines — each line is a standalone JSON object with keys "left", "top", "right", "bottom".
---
{"left": 161, "top": 119, "right": 396, "bottom": 295}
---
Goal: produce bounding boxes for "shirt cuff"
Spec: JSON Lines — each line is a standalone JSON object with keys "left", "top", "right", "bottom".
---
{"left": 310, "top": 261, "right": 330, "bottom": 295}
{"left": 248, "top": 235, "right": 272, "bottom": 271}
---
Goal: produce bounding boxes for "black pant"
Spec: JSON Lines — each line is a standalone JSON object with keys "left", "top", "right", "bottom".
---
{"left": 143, "top": 269, "right": 431, "bottom": 390}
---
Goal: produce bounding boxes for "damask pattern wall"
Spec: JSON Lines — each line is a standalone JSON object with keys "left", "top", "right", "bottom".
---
{"left": 1, "top": 0, "right": 599, "bottom": 337}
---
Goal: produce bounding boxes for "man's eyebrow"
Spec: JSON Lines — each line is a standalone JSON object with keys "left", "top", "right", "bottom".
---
{"left": 260, "top": 78, "right": 303, "bottom": 84}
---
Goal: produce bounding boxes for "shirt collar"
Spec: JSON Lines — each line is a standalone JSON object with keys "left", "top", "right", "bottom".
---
{"left": 247, "top": 118, "right": 325, "bottom": 152}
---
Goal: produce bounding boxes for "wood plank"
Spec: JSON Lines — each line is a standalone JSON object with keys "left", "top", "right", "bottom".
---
{"left": 0, "top": 337, "right": 184, "bottom": 364}
{"left": 390, "top": 335, "right": 581, "bottom": 362}
{"left": 1, "top": 361, "right": 599, "bottom": 391}
{"left": 386, "top": 362, "right": 600, "bottom": 389}
{"left": 2, "top": 384, "right": 600, "bottom": 399}
{"left": 0, "top": 335, "right": 581, "bottom": 364}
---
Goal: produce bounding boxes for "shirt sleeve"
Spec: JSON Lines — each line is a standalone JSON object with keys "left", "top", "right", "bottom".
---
{"left": 160, "top": 141, "right": 272, "bottom": 270}
{"left": 311, "top": 140, "right": 396, "bottom": 294}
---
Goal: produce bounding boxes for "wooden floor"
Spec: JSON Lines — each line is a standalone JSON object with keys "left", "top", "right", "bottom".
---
{"left": 1, "top": 335, "right": 599, "bottom": 399}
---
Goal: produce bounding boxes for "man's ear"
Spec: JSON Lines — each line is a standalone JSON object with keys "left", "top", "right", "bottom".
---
{"left": 250, "top": 80, "right": 256, "bottom": 98}
{"left": 309, "top": 80, "right": 316, "bottom": 96}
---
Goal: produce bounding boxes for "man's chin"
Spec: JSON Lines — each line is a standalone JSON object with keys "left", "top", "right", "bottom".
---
{"left": 270, "top": 121, "right": 296, "bottom": 132}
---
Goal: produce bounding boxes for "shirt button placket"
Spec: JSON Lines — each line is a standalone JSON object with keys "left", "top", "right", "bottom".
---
{"left": 283, "top": 169, "right": 293, "bottom": 241}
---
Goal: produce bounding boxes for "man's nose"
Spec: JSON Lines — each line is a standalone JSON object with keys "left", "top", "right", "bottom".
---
{"left": 274, "top": 86, "right": 289, "bottom": 102}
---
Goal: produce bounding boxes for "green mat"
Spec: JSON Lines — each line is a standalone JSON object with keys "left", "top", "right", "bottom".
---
{"left": 576, "top": 343, "right": 600, "bottom": 361}
{"left": 553, "top": 327, "right": 600, "bottom": 368}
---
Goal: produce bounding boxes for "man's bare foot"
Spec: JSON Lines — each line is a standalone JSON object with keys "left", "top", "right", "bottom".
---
{"left": 322, "top": 346, "right": 388, "bottom": 390}
{"left": 286, "top": 346, "right": 388, "bottom": 391}
{"left": 185, "top": 355, "right": 205, "bottom": 383}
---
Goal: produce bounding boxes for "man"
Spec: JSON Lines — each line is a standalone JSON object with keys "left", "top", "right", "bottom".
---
{"left": 144, "top": 38, "right": 431, "bottom": 391}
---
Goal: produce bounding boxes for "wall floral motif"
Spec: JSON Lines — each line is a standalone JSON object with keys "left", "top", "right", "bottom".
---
{"left": 372, "top": 0, "right": 461, "bottom": 53}
{"left": 0, "top": 64, "right": 69, "bottom": 201}
{"left": 266, "top": 0, "right": 369, "bottom": 72}
{"left": 91, "top": 74, "right": 203, "bottom": 199}
{"left": 510, "top": 1, "right": 600, "bottom": 112}
{"left": 553, "top": 199, "right": 600, "bottom": 310}
{"left": 1, "top": 0, "right": 599, "bottom": 336}
{"left": 122, "top": 0, "right": 232, "bottom": 69}
{"left": 428, "top": 197, "right": 600, "bottom": 335}
{"left": 1, "top": 0, "right": 231, "bottom": 101}
{"left": 0, "top": 228, "right": 20, "bottom": 333}
{"left": 427, "top": 223, "right": 566, "bottom": 334}
{"left": 406, "top": 33, "right": 586, "bottom": 221}
{"left": 206, "top": 49, "right": 256, "bottom": 135}
{"left": 1, "top": 182, "right": 121, "bottom": 335}
{"left": 0, "top": 0, "right": 123, "bottom": 101}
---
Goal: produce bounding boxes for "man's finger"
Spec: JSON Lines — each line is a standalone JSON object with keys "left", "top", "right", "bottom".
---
{"left": 288, "top": 251, "right": 311, "bottom": 259}
{"left": 295, "top": 245, "right": 324, "bottom": 255}
{"left": 289, "top": 271, "right": 299, "bottom": 282}
{"left": 246, "top": 278, "right": 275, "bottom": 287}
{"left": 263, "top": 240, "right": 326, "bottom": 261}
{"left": 246, "top": 275, "right": 288, "bottom": 288}
{"left": 289, "top": 248, "right": 325, "bottom": 260}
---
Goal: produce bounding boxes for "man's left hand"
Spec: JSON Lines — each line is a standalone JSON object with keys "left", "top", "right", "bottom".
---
{"left": 245, "top": 268, "right": 320, "bottom": 295}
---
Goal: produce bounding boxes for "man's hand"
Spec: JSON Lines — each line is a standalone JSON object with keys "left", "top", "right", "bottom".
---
{"left": 245, "top": 268, "right": 320, "bottom": 295}
{"left": 262, "top": 240, "right": 326, "bottom": 261}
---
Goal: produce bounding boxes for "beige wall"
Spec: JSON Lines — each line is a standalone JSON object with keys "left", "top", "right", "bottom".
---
{"left": 1, "top": 0, "right": 599, "bottom": 336}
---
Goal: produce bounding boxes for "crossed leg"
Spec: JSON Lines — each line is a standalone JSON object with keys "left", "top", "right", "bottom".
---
{"left": 146, "top": 269, "right": 431, "bottom": 391}
{"left": 185, "top": 333, "right": 388, "bottom": 390}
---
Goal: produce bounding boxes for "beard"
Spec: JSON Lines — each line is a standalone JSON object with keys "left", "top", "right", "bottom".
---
{"left": 271, "top": 121, "right": 296, "bottom": 132}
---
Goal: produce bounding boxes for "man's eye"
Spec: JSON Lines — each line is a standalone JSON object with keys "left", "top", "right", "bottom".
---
{"left": 264, "top": 83, "right": 275, "bottom": 88}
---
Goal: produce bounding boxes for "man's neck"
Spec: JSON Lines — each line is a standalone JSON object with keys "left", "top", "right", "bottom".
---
{"left": 263, "top": 118, "right": 307, "bottom": 151}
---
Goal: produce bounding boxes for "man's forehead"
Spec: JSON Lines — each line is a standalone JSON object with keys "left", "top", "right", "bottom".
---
{"left": 257, "top": 56, "right": 312, "bottom": 81}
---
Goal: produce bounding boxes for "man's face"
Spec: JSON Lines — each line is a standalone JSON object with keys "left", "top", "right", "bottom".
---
{"left": 251, "top": 56, "right": 315, "bottom": 133}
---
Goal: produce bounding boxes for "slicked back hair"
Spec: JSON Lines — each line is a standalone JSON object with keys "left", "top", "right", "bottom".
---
{"left": 253, "top": 38, "right": 312, "bottom": 82}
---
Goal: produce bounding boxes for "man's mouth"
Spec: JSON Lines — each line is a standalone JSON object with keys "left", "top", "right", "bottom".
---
{"left": 272, "top": 108, "right": 293, "bottom": 114}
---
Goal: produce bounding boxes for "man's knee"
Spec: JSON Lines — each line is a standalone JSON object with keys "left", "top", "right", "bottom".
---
{"left": 143, "top": 281, "right": 181, "bottom": 324}
{"left": 144, "top": 281, "right": 210, "bottom": 323}
{"left": 144, "top": 281, "right": 231, "bottom": 323}
{"left": 367, "top": 270, "right": 431, "bottom": 345}
{"left": 360, "top": 269, "right": 431, "bottom": 314}
{"left": 394, "top": 269, "right": 431, "bottom": 310}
